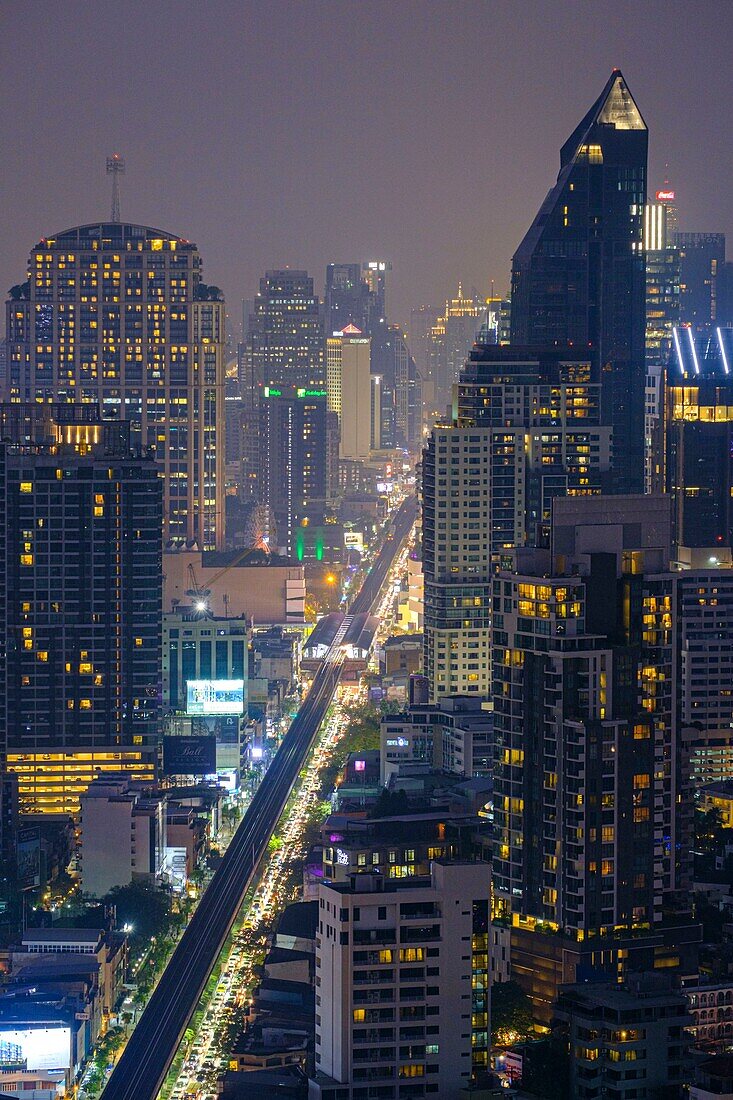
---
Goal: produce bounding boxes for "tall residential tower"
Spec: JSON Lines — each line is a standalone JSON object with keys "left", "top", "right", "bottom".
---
{"left": 5, "top": 223, "right": 225, "bottom": 548}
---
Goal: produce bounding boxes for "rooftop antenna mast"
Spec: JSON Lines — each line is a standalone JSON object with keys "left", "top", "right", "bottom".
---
{"left": 106, "top": 154, "right": 125, "bottom": 223}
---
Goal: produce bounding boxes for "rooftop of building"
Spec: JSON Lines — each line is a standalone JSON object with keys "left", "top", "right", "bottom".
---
{"left": 383, "top": 633, "right": 423, "bottom": 649}
{"left": 32, "top": 222, "right": 197, "bottom": 251}
{"left": 274, "top": 901, "right": 318, "bottom": 942}
{"left": 702, "top": 780, "right": 733, "bottom": 800}
{"left": 558, "top": 972, "right": 690, "bottom": 1013}
{"left": 323, "top": 862, "right": 488, "bottom": 896}
{"left": 21, "top": 927, "right": 104, "bottom": 945}
{"left": 218, "top": 1067, "right": 307, "bottom": 1100}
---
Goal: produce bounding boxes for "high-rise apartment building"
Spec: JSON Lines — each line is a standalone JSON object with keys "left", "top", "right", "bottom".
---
{"left": 244, "top": 270, "right": 324, "bottom": 393}
{"left": 5, "top": 222, "right": 225, "bottom": 549}
{"left": 312, "top": 862, "right": 490, "bottom": 1100}
{"left": 492, "top": 495, "right": 704, "bottom": 1018}
{"left": 259, "top": 386, "right": 334, "bottom": 556}
{"left": 455, "top": 345, "right": 611, "bottom": 546}
{"left": 421, "top": 345, "right": 611, "bottom": 701}
{"left": 422, "top": 424, "right": 494, "bottom": 700}
{"left": 510, "top": 71, "right": 648, "bottom": 495}
{"left": 0, "top": 403, "right": 161, "bottom": 814}
{"left": 666, "top": 328, "right": 733, "bottom": 552}
{"left": 326, "top": 326, "right": 372, "bottom": 462}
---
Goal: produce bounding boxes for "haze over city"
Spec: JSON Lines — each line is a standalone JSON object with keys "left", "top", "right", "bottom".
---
{"left": 4, "top": 4, "right": 733, "bottom": 1100}
{"left": 1, "top": 0, "right": 732, "bottom": 322}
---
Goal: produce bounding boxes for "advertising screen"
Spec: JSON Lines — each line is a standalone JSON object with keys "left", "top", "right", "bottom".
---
{"left": 186, "top": 680, "right": 244, "bottom": 716}
{"left": 162, "top": 735, "right": 217, "bottom": 776}
{"left": 16, "top": 827, "right": 41, "bottom": 890}
{"left": 0, "top": 1027, "right": 71, "bottom": 1072}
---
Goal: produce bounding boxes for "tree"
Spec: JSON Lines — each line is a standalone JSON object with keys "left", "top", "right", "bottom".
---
{"left": 102, "top": 881, "right": 172, "bottom": 946}
{"left": 491, "top": 981, "right": 534, "bottom": 1046}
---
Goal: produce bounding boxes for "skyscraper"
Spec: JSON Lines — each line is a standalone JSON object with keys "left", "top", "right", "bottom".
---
{"left": 0, "top": 403, "right": 161, "bottom": 814}
{"left": 421, "top": 344, "right": 610, "bottom": 701}
{"left": 324, "top": 264, "right": 375, "bottom": 335}
{"left": 259, "top": 385, "right": 334, "bottom": 557}
{"left": 455, "top": 345, "right": 611, "bottom": 547}
{"left": 5, "top": 222, "right": 225, "bottom": 549}
{"left": 326, "top": 325, "right": 372, "bottom": 462}
{"left": 674, "top": 232, "right": 726, "bottom": 329}
{"left": 492, "top": 495, "right": 700, "bottom": 1017}
{"left": 244, "top": 270, "right": 325, "bottom": 393}
{"left": 666, "top": 327, "right": 733, "bottom": 552}
{"left": 428, "top": 286, "right": 486, "bottom": 413}
{"left": 510, "top": 71, "right": 648, "bottom": 494}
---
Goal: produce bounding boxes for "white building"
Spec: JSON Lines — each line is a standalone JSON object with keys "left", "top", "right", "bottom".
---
{"left": 311, "top": 861, "right": 490, "bottom": 1099}
{"left": 327, "top": 327, "right": 372, "bottom": 462}
{"left": 79, "top": 777, "right": 166, "bottom": 898}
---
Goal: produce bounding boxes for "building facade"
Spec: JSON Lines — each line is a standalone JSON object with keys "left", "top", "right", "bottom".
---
{"left": 5, "top": 222, "right": 225, "bottom": 548}
{"left": 326, "top": 327, "right": 372, "bottom": 462}
{"left": 1, "top": 404, "right": 161, "bottom": 814}
{"left": 312, "top": 862, "right": 490, "bottom": 1100}
{"left": 510, "top": 71, "right": 648, "bottom": 495}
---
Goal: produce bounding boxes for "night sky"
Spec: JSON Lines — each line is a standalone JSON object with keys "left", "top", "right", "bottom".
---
{"left": 1, "top": 0, "right": 732, "bottom": 333}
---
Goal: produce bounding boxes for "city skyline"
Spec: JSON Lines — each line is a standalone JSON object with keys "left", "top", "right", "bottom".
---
{"left": 1, "top": 1, "right": 732, "bottom": 327}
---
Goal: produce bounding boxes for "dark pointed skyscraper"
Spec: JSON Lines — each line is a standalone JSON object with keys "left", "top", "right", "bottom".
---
{"left": 510, "top": 71, "right": 648, "bottom": 494}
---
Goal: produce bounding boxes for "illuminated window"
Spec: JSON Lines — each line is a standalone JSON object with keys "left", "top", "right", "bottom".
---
{"left": 37, "top": 651, "right": 48, "bottom": 662}
{"left": 400, "top": 947, "right": 424, "bottom": 962}
{"left": 80, "top": 699, "right": 92, "bottom": 710}
{"left": 633, "top": 807, "right": 650, "bottom": 823}
{"left": 353, "top": 1009, "right": 366, "bottom": 1022}
{"left": 20, "top": 554, "right": 34, "bottom": 566}
{"left": 20, "top": 482, "right": 33, "bottom": 493}
{"left": 134, "top": 637, "right": 143, "bottom": 647}
{"left": 378, "top": 949, "right": 393, "bottom": 963}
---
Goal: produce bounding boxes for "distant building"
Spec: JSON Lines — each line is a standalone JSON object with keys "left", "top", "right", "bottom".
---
{"left": 311, "top": 862, "right": 490, "bottom": 1099}
{"left": 675, "top": 232, "right": 726, "bottom": 329}
{"left": 5, "top": 223, "right": 225, "bottom": 548}
{"left": 244, "top": 270, "right": 324, "bottom": 393}
{"left": 380, "top": 696, "right": 493, "bottom": 783}
{"left": 666, "top": 329, "right": 733, "bottom": 553}
{"left": 326, "top": 327, "right": 372, "bottom": 462}
{"left": 259, "top": 386, "right": 335, "bottom": 555}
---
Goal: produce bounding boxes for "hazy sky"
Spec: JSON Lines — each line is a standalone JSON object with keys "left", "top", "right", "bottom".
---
{"left": 1, "top": 0, "right": 732, "bottom": 333}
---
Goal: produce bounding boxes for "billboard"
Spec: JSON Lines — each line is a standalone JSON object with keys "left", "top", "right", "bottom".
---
{"left": 163, "top": 735, "right": 217, "bottom": 776}
{"left": 16, "top": 827, "right": 41, "bottom": 891}
{"left": 0, "top": 1026, "right": 71, "bottom": 1072}
{"left": 344, "top": 531, "right": 364, "bottom": 553}
{"left": 186, "top": 680, "right": 244, "bottom": 716}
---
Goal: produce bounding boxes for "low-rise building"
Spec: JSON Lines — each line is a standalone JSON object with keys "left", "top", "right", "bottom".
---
{"left": 683, "top": 977, "right": 733, "bottom": 1050}
{"left": 556, "top": 973, "right": 693, "bottom": 1099}
{"left": 690, "top": 1055, "right": 733, "bottom": 1100}
{"left": 79, "top": 777, "right": 166, "bottom": 897}
{"left": 163, "top": 549, "right": 306, "bottom": 624}
{"left": 380, "top": 696, "right": 492, "bottom": 784}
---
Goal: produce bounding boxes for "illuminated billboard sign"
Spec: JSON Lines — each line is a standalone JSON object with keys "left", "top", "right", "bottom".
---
{"left": 16, "top": 827, "right": 41, "bottom": 891}
{"left": 0, "top": 1027, "right": 71, "bottom": 1072}
{"left": 163, "top": 735, "right": 217, "bottom": 776}
{"left": 186, "top": 680, "right": 244, "bottom": 716}
{"left": 344, "top": 531, "right": 364, "bottom": 553}
{"left": 656, "top": 189, "right": 676, "bottom": 202}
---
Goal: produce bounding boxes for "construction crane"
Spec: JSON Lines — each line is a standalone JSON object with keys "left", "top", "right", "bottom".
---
{"left": 185, "top": 563, "right": 212, "bottom": 618}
